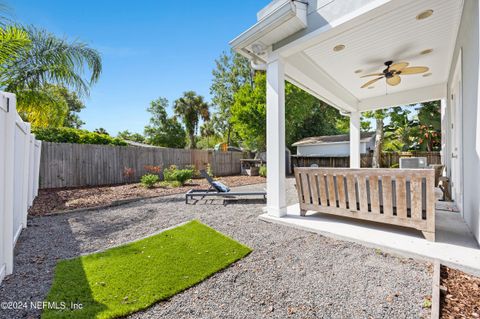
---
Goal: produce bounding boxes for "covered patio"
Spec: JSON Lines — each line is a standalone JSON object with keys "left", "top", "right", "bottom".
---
{"left": 231, "top": 0, "right": 480, "bottom": 271}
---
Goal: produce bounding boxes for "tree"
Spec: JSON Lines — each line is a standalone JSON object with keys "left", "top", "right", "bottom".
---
{"left": 94, "top": 128, "right": 109, "bottom": 135}
{"left": 16, "top": 85, "right": 68, "bottom": 127}
{"left": 210, "top": 50, "right": 252, "bottom": 145}
{"left": 231, "top": 73, "right": 267, "bottom": 150}
{"left": 174, "top": 91, "right": 210, "bottom": 149}
{"left": 144, "top": 97, "right": 187, "bottom": 148}
{"left": 57, "top": 87, "right": 86, "bottom": 128}
{"left": 335, "top": 114, "right": 372, "bottom": 133}
{"left": 285, "top": 83, "right": 341, "bottom": 148}
{"left": 416, "top": 101, "right": 441, "bottom": 151}
{"left": 117, "top": 130, "right": 145, "bottom": 143}
{"left": 231, "top": 72, "right": 344, "bottom": 150}
{"left": 0, "top": 26, "right": 101, "bottom": 129}
{"left": 363, "top": 110, "right": 388, "bottom": 168}
{"left": 198, "top": 120, "right": 219, "bottom": 149}
{"left": 0, "top": 25, "right": 30, "bottom": 65}
{"left": 1, "top": 26, "right": 102, "bottom": 96}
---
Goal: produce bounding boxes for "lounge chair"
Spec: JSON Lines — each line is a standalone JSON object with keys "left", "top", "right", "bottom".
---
{"left": 185, "top": 170, "right": 266, "bottom": 204}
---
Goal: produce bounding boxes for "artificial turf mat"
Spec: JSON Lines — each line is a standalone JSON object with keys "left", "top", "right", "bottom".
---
{"left": 42, "top": 220, "right": 251, "bottom": 319}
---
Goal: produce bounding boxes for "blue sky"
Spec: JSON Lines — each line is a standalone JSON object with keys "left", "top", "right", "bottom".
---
{"left": 10, "top": 0, "right": 271, "bottom": 135}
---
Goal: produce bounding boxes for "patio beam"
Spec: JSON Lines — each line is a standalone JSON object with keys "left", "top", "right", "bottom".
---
{"left": 266, "top": 56, "right": 287, "bottom": 217}
{"left": 350, "top": 111, "right": 361, "bottom": 168}
{"left": 357, "top": 84, "right": 447, "bottom": 111}
{"left": 285, "top": 54, "right": 358, "bottom": 113}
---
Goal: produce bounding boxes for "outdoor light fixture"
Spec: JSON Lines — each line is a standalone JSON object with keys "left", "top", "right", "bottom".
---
{"left": 251, "top": 43, "right": 267, "bottom": 55}
{"left": 333, "top": 44, "right": 345, "bottom": 52}
{"left": 416, "top": 10, "right": 433, "bottom": 20}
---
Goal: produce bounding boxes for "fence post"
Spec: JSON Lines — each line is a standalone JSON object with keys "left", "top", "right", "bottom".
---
{"left": 27, "top": 134, "right": 35, "bottom": 206}
{"left": 21, "top": 123, "right": 31, "bottom": 228}
{"left": 33, "top": 140, "right": 42, "bottom": 197}
{"left": 3, "top": 94, "right": 16, "bottom": 274}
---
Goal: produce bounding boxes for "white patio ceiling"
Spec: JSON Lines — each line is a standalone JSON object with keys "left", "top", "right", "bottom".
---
{"left": 278, "top": 0, "right": 464, "bottom": 112}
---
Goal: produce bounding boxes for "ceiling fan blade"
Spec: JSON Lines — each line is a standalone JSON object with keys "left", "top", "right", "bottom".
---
{"left": 387, "top": 75, "right": 401, "bottom": 86}
{"left": 400, "top": 66, "right": 429, "bottom": 75}
{"left": 390, "top": 62, "right": 409, "bottom": 72}
{"left": 360, "top": 73, "right": 384, "bottom": 78}
{"left": 361, "top": 76, "right": 384, "bottom": 88}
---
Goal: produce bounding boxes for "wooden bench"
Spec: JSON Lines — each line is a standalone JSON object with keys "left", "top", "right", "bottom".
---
{"left": 294, "top": 168, "right": 436, "bottom": 241}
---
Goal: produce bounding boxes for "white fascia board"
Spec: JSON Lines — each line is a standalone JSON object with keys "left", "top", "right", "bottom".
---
{"left": 230, "top": 1, "right": 305, "bottom": 51}
{"left": 358, "top": 83, "right": 447, "bottom": 111}
{"left": 285, "top": 53, "right": 359, "bottom": 113}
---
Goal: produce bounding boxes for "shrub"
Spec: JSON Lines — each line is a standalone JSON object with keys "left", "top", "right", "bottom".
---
{"left": 140, "top": 174, "right": 160, "bottom": 188}
{"left": 259, "top": 165, "right": 267, "bottom": 177}
{"left": 163, "top": 165, "right": 194, "bottom": 185}
{"left": 145, "top": 165, "right": 161, "bottom": 175}
{"left": 185, "top": 165, "right": 200, "bottom": 178}
{"left": 32, "top": 127, "right": 127, "bottom": 146}
{"left": 159, "top": 180, "right": 182, "bottom": 188}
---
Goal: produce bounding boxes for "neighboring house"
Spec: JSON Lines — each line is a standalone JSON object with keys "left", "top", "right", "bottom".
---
{"left": 231, "top": 0, "right": 480, "bottom": 247}
{"left": 293, "top": 133, "right": 375, "bottom": 156}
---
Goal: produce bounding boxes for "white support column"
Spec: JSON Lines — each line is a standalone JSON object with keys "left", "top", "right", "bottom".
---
{"left": 266, "top": 57, "right": 287, "bottom": 217}
{"left": 350, "top": 111, "right": 361, "bottom": 168}
{"left": 440, "top": 98, "right": 448, "bottom": 167}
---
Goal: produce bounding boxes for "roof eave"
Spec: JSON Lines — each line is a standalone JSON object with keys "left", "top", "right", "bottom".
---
{"left": 230, "top": 0, "right": 307, "bottom": 57}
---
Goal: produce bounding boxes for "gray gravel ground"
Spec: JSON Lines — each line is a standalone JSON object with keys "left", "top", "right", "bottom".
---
{"left": 0, "top": 178, "right": 432, "bottom": 319}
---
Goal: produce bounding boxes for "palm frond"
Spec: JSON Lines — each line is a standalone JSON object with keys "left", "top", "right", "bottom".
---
{"left": 1, "top": 26, "right": 102, "bottom": 96}
{"left": 0, "top": 25, "right": 30, "bottom": 64}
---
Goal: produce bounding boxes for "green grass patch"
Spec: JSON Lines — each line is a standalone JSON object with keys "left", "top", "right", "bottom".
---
{"left": 42, "top": 220, "right": 251, "bottom": 319}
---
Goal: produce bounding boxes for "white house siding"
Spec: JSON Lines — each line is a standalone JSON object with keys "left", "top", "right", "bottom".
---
{"left": 447, "top": 0, "right": 480, "bottom": 244}
{"left": 297, "top": 142, "right": 369, "bottom": 156}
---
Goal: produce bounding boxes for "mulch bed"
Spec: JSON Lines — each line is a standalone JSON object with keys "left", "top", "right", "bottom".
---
{"left": 28, "top": 175, "right": 265, "bottom": 216}
{"left": 440, "top": 265, "right": 480, "bottom": 318}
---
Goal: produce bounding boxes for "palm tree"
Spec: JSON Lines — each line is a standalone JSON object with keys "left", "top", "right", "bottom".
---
{"left": 0, "top": 26, "right": 102, "bottom": 96}
{"left": 174, "top": 91, "right": 210, "bottom": 149}
{"left": 0, "top": 2, "right": 31, "bottom": 65}
{"left": 0, "top": 26, "right": 30, "bottom": 64}
{"left": 94, "top": 128, "right": 109, "bottom": 135}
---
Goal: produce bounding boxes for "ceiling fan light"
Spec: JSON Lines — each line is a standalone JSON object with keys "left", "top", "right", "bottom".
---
{"left": 416, "top": 10, "right": 433, "bottom": 20}
{"left": 333, "top": 44, "right": 345, "bottom": 52}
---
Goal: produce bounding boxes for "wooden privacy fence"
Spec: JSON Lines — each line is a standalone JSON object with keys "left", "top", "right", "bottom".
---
{"left": 294, "top": 167, "right": 436, "bottom": 241}
{"left": 0, "top": 92, "right": 42, "bottom": 284}
{"left": 39, "top": 142, "right": 244, "bottom": 189}
{"left": 292, "top": 151, "right": 442, "bottom": 168}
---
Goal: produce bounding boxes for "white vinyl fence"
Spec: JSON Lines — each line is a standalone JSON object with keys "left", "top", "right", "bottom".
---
{"left": 0, "top": 92, "right": 41, "bottom": 284}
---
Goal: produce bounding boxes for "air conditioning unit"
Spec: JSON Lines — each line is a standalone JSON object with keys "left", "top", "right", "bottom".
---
{"left": 399, "top": 157, "right": 427, "bottom": 169}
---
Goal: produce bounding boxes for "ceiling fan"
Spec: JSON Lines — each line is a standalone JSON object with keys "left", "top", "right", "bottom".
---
{"left": 360, "top": 61, "right": 429, "bottom": 89}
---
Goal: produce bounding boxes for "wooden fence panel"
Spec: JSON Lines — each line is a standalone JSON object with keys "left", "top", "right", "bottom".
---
{"left": 39, "top": 143, "right": 244, "bottom": 189}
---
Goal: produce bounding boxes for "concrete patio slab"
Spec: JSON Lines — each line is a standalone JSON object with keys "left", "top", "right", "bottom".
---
{"left": 259, "top": 204, "right": 480, "bottom": 276}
